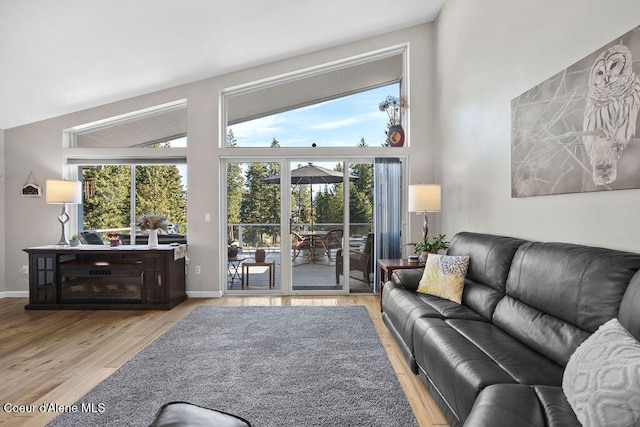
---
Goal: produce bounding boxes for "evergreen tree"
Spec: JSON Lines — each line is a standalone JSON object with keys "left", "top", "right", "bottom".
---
{"left": 226, "top": 129, "right": 243, "bottom": 241}
{"left": 289, "top": 161, "right": 312, "bottom": 229}
{"left": 291, "top": 184, "right": 311, "bottom": 226}
{"left": 82, "top": 165, "right": 131, "bottom": 232}
{"left": 351, "top": 160, "right": 374, "bottom": 208}
{"left": 135, "top": 164, "right": 187, "bottom": 232}
{"left": 241, "top": 160, "right": 279, "bottom": 245}
{"left": 264, "top": 138, "right": 281, "bottom": 244}
{"left": 313, "top": 187, "right": 335, "bottom": 224}
{"left": 312, "top": 159, "right": 373, "bottom": 230}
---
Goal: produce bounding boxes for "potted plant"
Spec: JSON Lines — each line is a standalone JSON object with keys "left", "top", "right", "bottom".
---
{"left": 138, "top": 214, "right": 169, "bottom": 248}
{"left": 69, "top": 234, "right": 81, "bottom": 247}
{"left": 228, "top": 236, "right": 240, "bottom": 259}
{"left": 409, "top": 233, "right": 449, "bottom": 262}
{"left": 379, "top": 95, "right": 408, "bottom": 147}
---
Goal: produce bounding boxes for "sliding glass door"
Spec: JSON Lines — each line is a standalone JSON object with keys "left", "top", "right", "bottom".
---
{"left": 290, "top": 160, "right": 347, "bottom": 292}
{"left": 224, "top": 158, "right": 374, "bottom": 295}
{"left": 226, "top": 161, "right": 282, "bottom": 292}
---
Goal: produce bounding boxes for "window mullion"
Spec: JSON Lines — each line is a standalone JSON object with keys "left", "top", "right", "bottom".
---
{"left": 130, "top": 166, "right": 137, "bottom": 244}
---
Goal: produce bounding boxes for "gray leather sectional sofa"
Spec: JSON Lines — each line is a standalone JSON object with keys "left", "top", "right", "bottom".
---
{"left": 381, "top": 232, "right": 640, "bottom": 426}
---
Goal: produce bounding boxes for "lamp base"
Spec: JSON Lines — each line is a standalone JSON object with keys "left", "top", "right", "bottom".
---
{"left": 422, "top": 211, "right": 430, "bottom": 240}
{"left": 57, "top": 205, "right": 70, "bottom": 246}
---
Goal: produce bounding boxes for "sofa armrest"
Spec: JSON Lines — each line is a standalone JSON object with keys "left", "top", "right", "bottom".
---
{"left": 391, "top": 269, "right": 424, "bottom": 292}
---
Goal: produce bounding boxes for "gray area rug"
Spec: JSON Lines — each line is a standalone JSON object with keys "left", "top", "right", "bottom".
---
{"left": 48, "top": 306, "right": 418, "bottom": 426}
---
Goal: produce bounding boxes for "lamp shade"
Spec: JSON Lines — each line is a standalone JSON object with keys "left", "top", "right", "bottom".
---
{"left": 408, "top": 184, "right": 441, "bottom": 212}
{"left": 46, "top": 179, "right": 82, "bottom": 204}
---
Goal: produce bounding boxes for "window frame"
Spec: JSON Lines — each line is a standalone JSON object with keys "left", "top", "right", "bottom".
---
{"left": 65, "top": 99, "right": 187, "bottom": 149}
{"left": 63, "top": 101, "right": 188, "bottom": 240}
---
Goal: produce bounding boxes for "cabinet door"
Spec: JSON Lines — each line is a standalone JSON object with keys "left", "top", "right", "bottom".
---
{"left": 30, "top": 254, "right": 57, "bottom": 304}
{"left": 141, "top": 254, "right": 165, "bottom": 304}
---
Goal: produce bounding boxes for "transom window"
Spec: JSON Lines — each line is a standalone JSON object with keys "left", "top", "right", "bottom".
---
{"left": 230, "top": 83, "right": 399, "bottom": 148}
{"left": 69, "top": 100, "right": 187, "bottom": 149}
{"left": 223, "top": 47, "right": 405, "bottom": 148}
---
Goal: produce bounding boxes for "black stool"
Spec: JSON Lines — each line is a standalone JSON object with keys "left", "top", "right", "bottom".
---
{"left": 149, "top": 401, "right": 251, "bottom": 427}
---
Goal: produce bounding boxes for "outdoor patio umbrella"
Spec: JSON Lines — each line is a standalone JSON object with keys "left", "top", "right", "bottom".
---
{"left": 262, "top": 163, "right": 358, "bottom": 232}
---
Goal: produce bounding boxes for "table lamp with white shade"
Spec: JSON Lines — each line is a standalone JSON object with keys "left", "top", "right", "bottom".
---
{"left": 408, "top": 184, "right": 441, "bottom": 240}
{"left": 46, "top": 179, "right": 82, "bottom": 245}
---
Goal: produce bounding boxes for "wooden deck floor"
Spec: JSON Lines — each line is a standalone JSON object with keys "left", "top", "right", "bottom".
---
{"left": 0, "top": 296, "right": 448, "bottom": 427}
{"left": 228, "top": 250, "right": 374, "bottom": 292}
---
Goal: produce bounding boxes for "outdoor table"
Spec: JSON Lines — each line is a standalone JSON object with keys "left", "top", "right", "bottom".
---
{"left": 242, "top": 260, "right": 276, "bottom": 289}
{"left": 299, "top": 231, "right": 327, "bottom": 263}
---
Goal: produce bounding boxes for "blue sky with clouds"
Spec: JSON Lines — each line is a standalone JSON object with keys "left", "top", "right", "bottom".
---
{"left": 231, "top": 83, "right": 399, "bottom": 148}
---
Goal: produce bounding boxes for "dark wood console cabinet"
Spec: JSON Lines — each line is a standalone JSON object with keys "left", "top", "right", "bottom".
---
{"left": 23, "top": 245, "right": 187, "bottom": 310}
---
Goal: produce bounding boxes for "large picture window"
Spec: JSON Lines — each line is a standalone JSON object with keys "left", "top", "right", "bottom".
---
{"left": 79, "top": 163, "right": 187, "bottom": 242}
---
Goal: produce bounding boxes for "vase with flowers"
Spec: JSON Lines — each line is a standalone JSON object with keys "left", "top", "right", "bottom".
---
{"left": 107, "top": 233, "right": 120, "bottom": 247}
{"left": 379, "top": 95, "right": 408, "bottom": 147}
{"left": 138, "top": 214, "right": 169, "bottom": 248}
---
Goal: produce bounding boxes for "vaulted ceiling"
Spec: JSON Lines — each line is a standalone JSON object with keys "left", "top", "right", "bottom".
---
{"left": 0, "top": 0, "right": 445, "bottom": 130}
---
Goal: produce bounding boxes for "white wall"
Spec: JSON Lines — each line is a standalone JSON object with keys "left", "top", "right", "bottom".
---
{"left": 436, "top": 0, "right": 640, "bottom": 252}
{"left": 3, "top": 23, "right": 435, "bottom": 295}
{"left": 0, "top": 129, "right": 5, "bottom": 293}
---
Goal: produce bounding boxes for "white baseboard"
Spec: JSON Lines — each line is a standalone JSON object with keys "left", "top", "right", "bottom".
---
{"left": 0, "top": 291, "right": 29, "bottom": 298}
{"left": 186, "top": 291, "right": 223, "bottom": 298}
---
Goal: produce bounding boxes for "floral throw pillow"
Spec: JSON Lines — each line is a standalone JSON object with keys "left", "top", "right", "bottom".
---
{"left": 562, "top": 318, "right": 640, "bottom": 427}
{"left": 417, "top": 254, "right": 470, "bottom": 304}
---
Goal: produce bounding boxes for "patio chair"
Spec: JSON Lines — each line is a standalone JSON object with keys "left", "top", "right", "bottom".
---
{"left": 314, "top": 229, "right": 343, "bottom": 260}
{"left": 335, "top": 232, "right": 374, "bottom": 283}
{"left": 291, "top": 231, "right": 311, "bottom": 261}
{"left": 80, "top": 231, "right": 105, "bottom": 245}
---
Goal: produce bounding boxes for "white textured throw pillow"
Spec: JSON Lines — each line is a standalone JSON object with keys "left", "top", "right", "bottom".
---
{"left": 562, "top": 318, "right": 640, "bottom": 427}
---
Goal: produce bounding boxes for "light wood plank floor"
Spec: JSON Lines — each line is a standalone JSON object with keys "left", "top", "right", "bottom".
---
{"left": 0, "top": 296, "right": 448, "bottom": 427}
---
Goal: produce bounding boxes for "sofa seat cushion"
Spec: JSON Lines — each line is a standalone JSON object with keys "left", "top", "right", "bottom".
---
{"left": 464, "top": 384, "right": 580, "bottom": 427}
{"left": 415, "top": 293, "right": 487, "bottom": 321}
{"left": 534, "top": 385, "right": 582, "bottom": 427}
{"left": 464, "top": 384, "right": 546, "bottom": 427}
{"left": 448, "top": 319, "right": 564, "bottom": 386}
{"left": 382, "top": 281, "right": 486, "bottom": 373}
{"left": 413, "top": 318, "right": 517, "bottom": 423}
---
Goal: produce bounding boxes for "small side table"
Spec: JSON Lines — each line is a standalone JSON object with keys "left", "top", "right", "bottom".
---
{"left": 227, "top": 256, "right": 245, "bottom": 289}
{"left": 242, "top": 261, "right": 276, "bottom": 289}
{"left": 378, "top": 259, "right": 424, "bottom": 311}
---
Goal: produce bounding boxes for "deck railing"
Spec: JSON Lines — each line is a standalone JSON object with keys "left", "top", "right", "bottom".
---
{"left": 228, "top": 223, "right": 372, "bottom": 250}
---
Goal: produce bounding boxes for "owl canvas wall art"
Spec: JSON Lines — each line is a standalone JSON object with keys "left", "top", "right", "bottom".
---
{"left": 512, "top": 25, "right": 640, "bottom": 197}
{"left": 584, "top": 45, "right": 640, "bottom": 186}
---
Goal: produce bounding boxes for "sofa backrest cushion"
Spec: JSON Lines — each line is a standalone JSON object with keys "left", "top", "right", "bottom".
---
{"left": 494, "top": 241, "right": 640, "bottom": 366}
{"left": 447, "top": 232, "right": 527, "bottom": 320}
{"left": 619, "top": 272, "right": 640, "bottom": 341}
